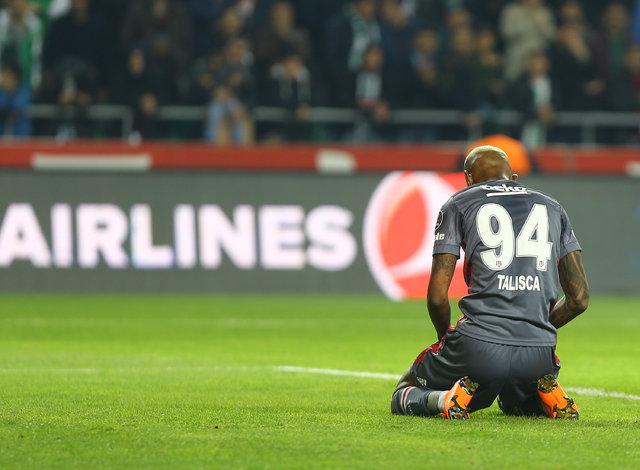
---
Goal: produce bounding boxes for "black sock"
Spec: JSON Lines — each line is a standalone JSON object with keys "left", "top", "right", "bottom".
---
{"left": 391, "top": 386, "right": 443, "bottom": 416}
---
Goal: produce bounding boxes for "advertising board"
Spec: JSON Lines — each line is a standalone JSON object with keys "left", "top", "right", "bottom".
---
{"left": 0, "top": 172, "right": 637, "bottom": 295}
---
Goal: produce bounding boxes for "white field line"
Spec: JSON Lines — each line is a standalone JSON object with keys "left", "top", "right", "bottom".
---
{"left": 1, "top": 364, "right": 639, "bottom": 401}
{"left": 0, "top": 365, "right": 253, "bottom": 374}
{"left": 273, "top": 365, "right": 398, "bottom": 380}
{"left": 563, "top": 387, "right": 640, "bottom": 400}
{"left": 273, "top": 366, "right": 640, "bottom": 402}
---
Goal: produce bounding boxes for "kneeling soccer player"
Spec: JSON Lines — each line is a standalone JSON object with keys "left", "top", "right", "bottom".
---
{"left": 392, "top": 145, "right": 589, "bottom": 420}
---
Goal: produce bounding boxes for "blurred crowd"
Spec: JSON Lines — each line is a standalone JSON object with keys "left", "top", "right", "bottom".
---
{"left": 1, "top": 0, "right": 640, "bottom": 144}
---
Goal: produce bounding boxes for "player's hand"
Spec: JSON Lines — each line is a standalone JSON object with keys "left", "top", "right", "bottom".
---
{"left": 140, "top": 93, "right": 158, "bottom": 116}
{"left": 538, "top": 105, "right": 555, "bottom": 126}
{"left": 296, "top": 105, "right": 311, "bottom": 121}
{"left": 231, "top": 104, "right": 247, "bottom": 121}
{"left": 463, "top": 112, "right": 481, "bottom": 129}
{"left": 373, "top": 102, "right": 390, "bottom": 121}
{"left": 584, "top": 80, "right": 604, "bottom": 96}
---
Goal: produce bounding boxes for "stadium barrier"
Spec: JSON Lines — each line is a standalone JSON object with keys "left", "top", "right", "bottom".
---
{"left": 0, "top": 168, "right": 637, "bottom": 295}
{"left": 25, "top": 104, "right": 640, "bottom": 146}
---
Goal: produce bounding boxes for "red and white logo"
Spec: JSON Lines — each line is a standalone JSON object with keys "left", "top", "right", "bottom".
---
{"left": 363, "top": 171, "right": 468, "bottom": 300}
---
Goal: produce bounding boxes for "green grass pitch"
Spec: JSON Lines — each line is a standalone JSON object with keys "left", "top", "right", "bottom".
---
{"left": 0, "top": 294, "right": 639, "bottom": 469}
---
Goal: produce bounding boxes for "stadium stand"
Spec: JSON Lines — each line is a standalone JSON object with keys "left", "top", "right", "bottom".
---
{"left": 0, "top": 0, "right": 639, "bottom": 145}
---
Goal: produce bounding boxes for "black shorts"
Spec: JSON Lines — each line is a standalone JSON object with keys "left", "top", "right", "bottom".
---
{"left": 409, "top": 327, "right": 560, "bottom": 413}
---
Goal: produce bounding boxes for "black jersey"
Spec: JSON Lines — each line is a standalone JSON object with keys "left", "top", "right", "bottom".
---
{"left": 433, "top": 180, "right": 581, "bottom": 346}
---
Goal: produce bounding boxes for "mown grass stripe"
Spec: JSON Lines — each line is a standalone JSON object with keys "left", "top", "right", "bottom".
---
{"left": 2, "top": 364, "right": 639, "bottom": 401}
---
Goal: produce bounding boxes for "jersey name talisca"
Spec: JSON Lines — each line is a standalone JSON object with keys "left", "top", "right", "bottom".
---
{"left": 432, "top": 179, "right": 581, "bottom": 347}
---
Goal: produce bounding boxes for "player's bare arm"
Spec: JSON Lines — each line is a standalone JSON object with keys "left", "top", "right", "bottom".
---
{"left": 550, "top": 250, "right": 590, "bottom": 329}
{"left": 392, "top": 250, "right": 458, "bottom": 395}
{"left": 392, "top": 254, "right": 458, "bottom": 404}
{"left": 427, "top": 253, "right": 458, "bottom": 339}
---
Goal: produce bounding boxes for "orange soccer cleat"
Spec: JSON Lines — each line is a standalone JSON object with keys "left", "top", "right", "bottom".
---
{"left": 536, "top": 374, "right": 579, "bottom": 420}
{"left": 442, "top": 376, "right": 479, "bottom": 420}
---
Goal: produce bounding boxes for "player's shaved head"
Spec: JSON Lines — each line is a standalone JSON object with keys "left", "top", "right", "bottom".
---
{"left": 463, "top": 145, "right": 517, "bottom": 186}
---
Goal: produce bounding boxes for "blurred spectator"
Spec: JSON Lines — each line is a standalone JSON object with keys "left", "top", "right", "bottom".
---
{"left": 557, "top": 0, "right": 591, "bottom": 32}
{"left": 475, "top": 28, "right": 506, "bottom": 107}
{"left": 409, "top": 28, "right": 443, "bottom": 109}
{"left": 215, "top": 38, "right": 255, "bottom": 102}
{"left": 189, "top": 49, "right": 223, "bottom": 105}
{"left": 189, "top": 0, "right": 233, "bottom": 54}
{"left": 410, "top": 0, "right": 446, "bottom": 29}
{"left": 205, "top": 87, "right": 250, "bottom": 144}
{"left": 0, "top": 61, "right": 31, "bottom": 136}
{"left": 633, "top": 0, "right": 640, "bottom": 43}
{"left": 581, "top": 0, "right": 632, "bottom": 30}
{"left": 500, "top": 0, "right": 556, "bottom": 81}
{"left": 402, "top": 26, "right": 443, "bottom": 141}
{"left": 608, "top": 43, "right": 640, "bottom": 111}
{"left": 264, "top": 52, "right": 313, "bottom": 141}
{"left": 0, "top": 0, "right": 43, "bottom": 89}
{"left": 204, "top": 38, "right": 255, "bottom": 144}
{"left": 254, "top": 1, "right": 311, "bottom": 80}
{"left": 510, "top": 52, "right": 558, "bottom": 148}
{"left": 441, "top": 27, "right": 477, "bottom": 111}
{"left": 122, "top": 0, "right": 193, "bottom": 98}
{"left": 44, "top": 58, "right": 96, "bottom": 138}
{"left": 325, "top": 0, "right": 380, "bottom": 107}
{"left": 90, "top": 0, "right": 129, "bottom": 88}
{"left": 292, "top": 0, "right": 351, "bottom": 61}
{"left": 209, "top": 6, "right": 245, "bottom": 55}
{"left": 465, "top": 0, "right": 508, "bottom": 29}
{"left": 29, "top": 0, "right": 70, "bottom": 24}
{"left": 590, "top": 3, "right": 632, "bottom": 82}
{"left": 439, "top": 8, "right": 473, "bottom": 54}
{"left": 234, "top": 0, "right": 257, "bottom": 25}
{"left": 115, "top": 47, "right": 169, "bottom": 139}
{"left": 442, "top": 27, "right": 504, "bottom": 134}
{"left": 549, "top": 21, "right": 604, "bottom": 110}
{"left": 352, "top": 44, "right": 392, "bottom": 142}
{"left": 380, "top": 0, "right": 416, "bottom": 106}
{"left": 43, "top": 0, "right": 107, "bottom": 98}
{"left": 250, "top": 0, "right": 275, "bottom": 30}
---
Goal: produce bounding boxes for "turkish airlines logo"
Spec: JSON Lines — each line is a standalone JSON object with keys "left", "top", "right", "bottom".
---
{"left": 363, "top": 171, "right": 468, "bottom": 300}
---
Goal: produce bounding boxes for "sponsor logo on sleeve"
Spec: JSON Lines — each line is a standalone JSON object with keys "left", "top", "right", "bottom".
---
{"left": 435, "top": 211, "right": 444, "bottom": 230}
